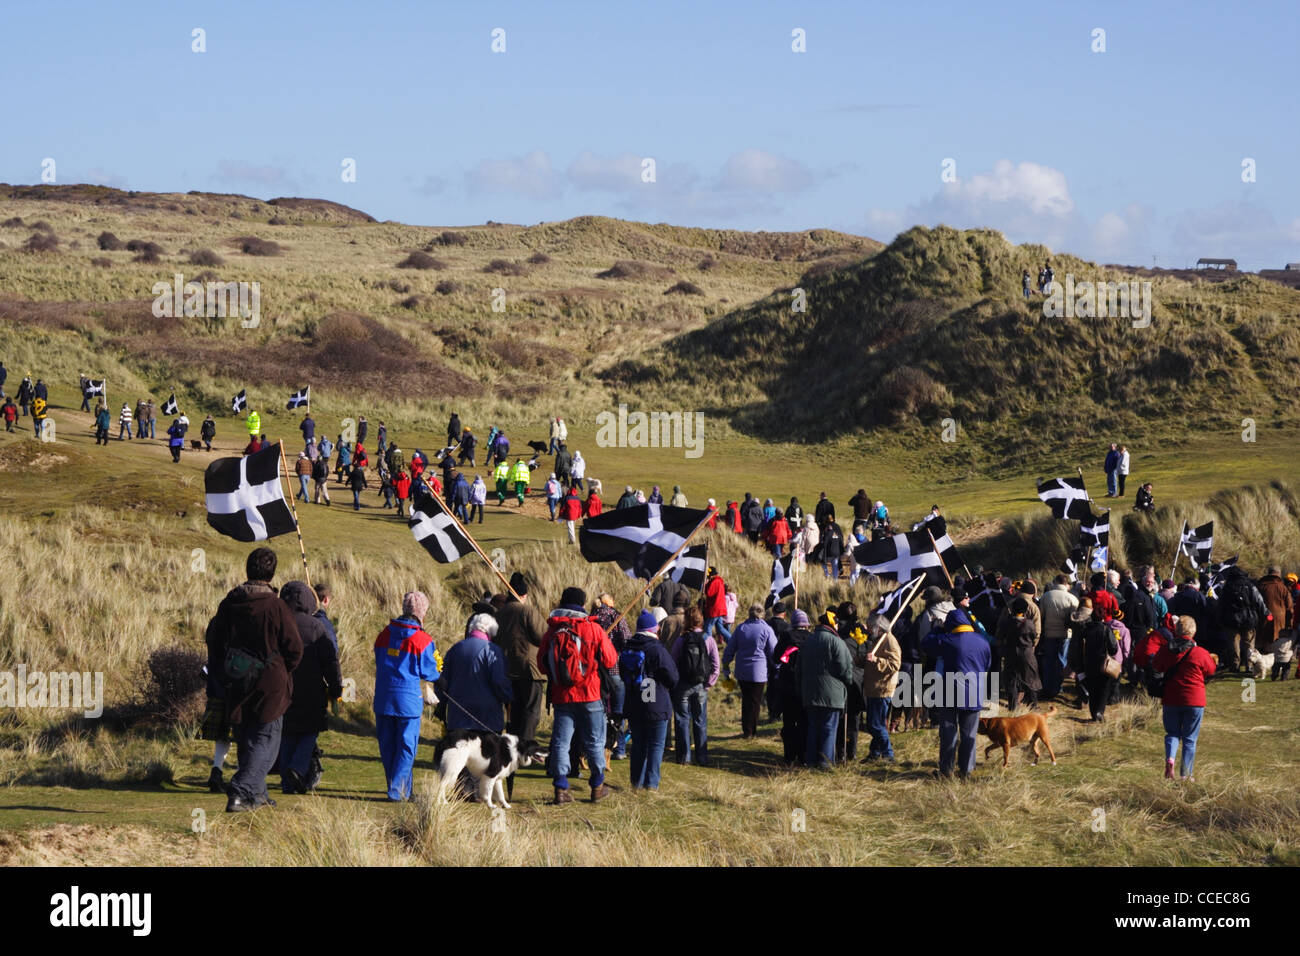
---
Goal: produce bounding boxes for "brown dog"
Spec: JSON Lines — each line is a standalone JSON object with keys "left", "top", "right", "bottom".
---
{"left": 978, "top": 705, "right": 1057, "bottom": 768}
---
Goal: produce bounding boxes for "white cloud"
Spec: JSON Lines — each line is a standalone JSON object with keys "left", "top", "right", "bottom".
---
{"left": 465, "top": 149, "right": 562, "bottom": 200}
{"left": 717, "top": 148, "right": 814, "bottom": 193}
{"left": 566, "top": 151, "right": 644, "bottom": 192}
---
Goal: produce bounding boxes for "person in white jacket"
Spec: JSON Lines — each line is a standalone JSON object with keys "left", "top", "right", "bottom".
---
{"left": 795, "top": 514, "right": 820, "bottom": 571}
{"left": 1118, "top": 444, "right": 1131, "bottom": 497}
{"left": 570, "top": 449, "right": 586, "bottom": 490}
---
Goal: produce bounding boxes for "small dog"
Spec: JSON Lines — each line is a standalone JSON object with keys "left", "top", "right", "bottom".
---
{"left": 190, "top": 439, "right": 203, "bottom": 450}
{"left": 978, "top": 705, "right": 1057, "bottom": 768}
{"left": 434, "top": 730, "right": 546, "bottom": 809}
{"left": 1248, "top": 648, "right": 1275, "bottom": 680}
{"left": 526, "top": 440, "right": 549, "bottom": 456}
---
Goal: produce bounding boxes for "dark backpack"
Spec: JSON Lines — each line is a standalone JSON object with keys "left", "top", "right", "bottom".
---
{"left": 1142, "top": 637, "right": 1189, "bottom": 698}
{"left": 222, "top": 642, "right": 276, "bottom": 697}
{"left": 1222, "top": 579, "right": 1256, "bottom": 629}
{"left": 1124, "top": 590, "right": 1157, "bottom": 639}
{"left": 311, "top": 458, "right": 328, "bottom": 481}
{"left": 680, "top": 631, "right": 711, "bottom": 686}
{"left": 547, "top": 624, "right": 589, "bottom": 688}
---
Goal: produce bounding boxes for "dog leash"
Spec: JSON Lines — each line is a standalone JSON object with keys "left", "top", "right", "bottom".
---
{"left": 430, "top": 687, "right": 498, "bottom": 734}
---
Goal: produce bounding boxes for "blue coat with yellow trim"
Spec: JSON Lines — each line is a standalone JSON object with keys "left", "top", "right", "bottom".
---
{"left": 374, "top": 616, "right": 441, "bottom": 717}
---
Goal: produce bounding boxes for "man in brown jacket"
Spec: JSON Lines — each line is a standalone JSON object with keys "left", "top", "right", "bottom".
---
{"left": 1257, "top": 566, "right": 1293, "bottom": 652}
{"left": 861, "top": 613, "right": 901, "bottom": 761}
{"left": 493, "top": 571, "right": 547, "bottom": 743}
{"left": 205, "top": 547, "right": 304, "bottom": 812}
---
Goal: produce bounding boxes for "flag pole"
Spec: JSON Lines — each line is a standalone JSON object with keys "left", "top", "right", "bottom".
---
{"left": 869, "top": 574, "right": 926, "bottom": 656}
{"left": 925, "top": 529, "right": 954, "bottom": 589}
{"left": 277, "top": 439, "right": 311, "bottom": 588}
{"left": 416, "top": 473, "right": 521, "bottom": 601}
{"left": 610, "top": 507, "right": 716, "bottom": 634}
{"left": 1169, "top": 524, "right": 1184, "bottom": 582}
{"left": 792, "top": 547, "right": 799, "bottom": 613}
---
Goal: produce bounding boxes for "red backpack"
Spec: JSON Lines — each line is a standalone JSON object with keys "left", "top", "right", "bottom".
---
{"left": 547, "top": 622, "right": 592, "bottom": 687}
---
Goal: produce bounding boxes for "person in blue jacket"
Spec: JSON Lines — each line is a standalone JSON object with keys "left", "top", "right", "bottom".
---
{"left": 921, "top": 606, "right": 993, "bottom": 778}
{"left": 440, "top": 612, "right": 512, "bottom": 732}
{"left": 373, "top": 591, "right": 441, "bottom": 801}
{"left": 620, "top": 611, "right": 679, "bottom": 792}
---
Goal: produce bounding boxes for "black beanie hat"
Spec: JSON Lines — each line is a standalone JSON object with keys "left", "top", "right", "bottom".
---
{"left": 509, "top": 571, "right": 528, "bottom": 596}
{"left": 559, "top": 586, "right": 587, "bottom": 610}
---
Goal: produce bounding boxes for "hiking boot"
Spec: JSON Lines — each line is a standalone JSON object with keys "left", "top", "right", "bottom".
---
{"left": 225, "top": 795, "right": 257, "bottom": 813}
{"left": 207, "top": 767, "right": 225, "bottom": 793}
{"left": 552, "top": 787, "right": 574, "bottom": 806}
{"left": 282, "top": 769, "right": 305, "bottom": 794}
{"left": 590, "top": 783, "right": 615, "bottom": 803}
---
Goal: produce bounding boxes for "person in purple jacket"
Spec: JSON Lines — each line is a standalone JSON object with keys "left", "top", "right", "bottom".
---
{"left": 722, "top": 602, "right": 777, "bottom": 739}
{"left": 670, "top": 607, "right": 721, "bottom": 766}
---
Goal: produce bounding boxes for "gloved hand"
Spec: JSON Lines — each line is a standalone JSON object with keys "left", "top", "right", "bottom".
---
{"left": 423, "top": 684, "right": 439, "bottom": 707}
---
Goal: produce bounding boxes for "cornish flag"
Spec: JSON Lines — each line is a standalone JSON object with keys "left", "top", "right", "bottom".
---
{"left": 1207, "top": 555, "right": 1238, "bottom": 589}
{"left": 204, "top": 444, "right": 297, "bottom": 542}
{"left": 873, "top": 575, "right": 925, "bottom": 618}
{"left": 910, "top": 512, "right": 947, "bottom": 540}
{"left": 231, "top": 389, "right": 247, "bottom": 414}
{"left": 1037, "top": 476, "right": 1091, "bottom": 520}
{"left": 286, "top": 386, "right": 310, "bottom": 410}
{"left": 84, "top": 379, "right": 106, "bottom": 396}
{"left": 1062, "top": 546, "right": 1085, "bottom": 582}
{"left": 770, "top": 554, "right": 795, "bottom": 601}
{"left": 409, "top": 486, "right": 476, "bottom": 563}
{"left": 928, "top": 527, "right": 964, "bottom": 575}
{"left": 852, "top": 530, "right": 944, "bottom": 587}
{"left": 1080, "top": 510, "right": 1110, "bottom": 548}
{"left": 580, "top": 503, "right": 712, "bottom": 579}
{"left": 665, "top": 543, "right": 708, "bottom": 590}
{"left": 1179, "top": 521, "right": 1214, "bottom": 569}
{"left": 161, "top": 393, "right": 179, "bottom": 416}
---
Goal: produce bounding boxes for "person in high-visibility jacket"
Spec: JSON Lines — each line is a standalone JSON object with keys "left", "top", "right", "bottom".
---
{"left": 510, "top": 458, "right": 530, "bottom": 506}
{"left": 246, "top": 410, "right": 261, "bottom": 437}
{"left": 493, "top": 459, "right": 511, "bottom": 505}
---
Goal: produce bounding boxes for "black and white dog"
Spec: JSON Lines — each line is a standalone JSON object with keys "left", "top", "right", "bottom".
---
{"left": 434, "top": 730, "right": 546, "bottom": 810}
{"left": 526, "top": 439, "right": 549, "bottom": 457}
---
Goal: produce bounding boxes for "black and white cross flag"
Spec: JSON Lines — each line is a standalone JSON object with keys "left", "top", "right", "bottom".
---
{"left": 84, "top": 379, "right": 106, "bottom": 396}
{"left": 204, "top": 444, "right": 297, "bottom": 542}
{"left": 1207, "top": 555, "right": 1238, "bottom": 589}
{"left": 929, "top": 528, "right": 965, "bottom": 575}
{"left": 873, "top": 575, "right": 925, "bottom": 618}
{"left": 286, "top": 386, "right": 310, "bottom": 410}
{"left": 1080, "top": 510, "right": 1110, "bottom": 548}
{"left": 665, "top": 543, "right": 709, "bottom": 590}
{"left": 1062, "top": 546, "right": 1085, "bottom": 582}
{"left": 408, "top": 486, "right": 476, "bottom": 564}
{"left": 1037, "top": 476, "right": 1091, "bottom": 520}
{"left": 770, "top": 554, "right": 795, "bottom": 601}
{"left": 579, "top": 503, "right": 712, "bottom": 579}
{"left": 910, "top": 512, "right": 947, "bottom": 540}
{"left": 1179, "top": 521, "right": 1214, "bottom": 569}
{"left": 161, "top": 393, "right": 179, "bottom": 416}
{"left": 231, "top": 389, "right": 247, "bottom": 414}
{"left": 852, "top": 530, "right": 945, "bottom": 587}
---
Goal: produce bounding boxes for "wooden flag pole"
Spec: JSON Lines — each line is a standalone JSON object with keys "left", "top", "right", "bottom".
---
{"left": 925, "top": 528, "right": 954, "bottom": 589}
{"left": 1169, "top": 525, "right": 1184, "bottom": 583}
{"left": 276, "top": 440, "right": 311, "bottom": 588}
{"left": 610, "top": 507, "right": 717, "bottom": 634}
{"left": 792, "top": 549, "right": 799, "bottom": 613}
{"left": 416, "top": 472, "right": 521, "bottom": 602}
{"left": 869, "top": 574, "right": 927, "bottom": 656}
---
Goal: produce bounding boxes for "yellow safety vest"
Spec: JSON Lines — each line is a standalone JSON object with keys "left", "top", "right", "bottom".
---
{"left": 494, "top": 462, "right": 510, "bottom": 482}
{"left": 511, "top": 461, "right": 530, "bottom": 484}
{"left": 246, "top": 411, "right": 261, "bottom": 435}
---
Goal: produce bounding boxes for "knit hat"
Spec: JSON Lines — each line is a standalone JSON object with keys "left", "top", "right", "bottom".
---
{"left": 771, "top": 601, "right": 788, "bottom": 615}
{"left": 509, "top": 571, "right": 528, "bottom": 596}
{"left": 559, "top": 586, "right": 587, "bottom": 611}
{"left": 636, "top": 609, "right": 659, "bottom": 632}
{"left": 951, "top": 586, "right": 967, "bottom": 604}
{"left": 792, "top": 609, "right": 811, "bottom": 627}
{"left": 651, "top": 606, "right": 668, "bottom": 625}
{"left": 922, "top": 586, "right": 944, "bottom": 606}
{"left": 402, "top": 590, "right": 430, "bottom": 621}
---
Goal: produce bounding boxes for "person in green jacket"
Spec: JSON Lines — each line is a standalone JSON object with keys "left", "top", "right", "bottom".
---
{"left": 510, "top": 458, "right": 530, "bottom": 506}
{"left": 94, "top": 401, "right": 111, "bottom": 445}
{"left": 246, "top": 409, "right": 261, "bottom": 437}
{"left": 493, "top": 460, "right": 511, "bottom": 505}
{"left": 796, "top": 610, "right": 855, "bottom": 769}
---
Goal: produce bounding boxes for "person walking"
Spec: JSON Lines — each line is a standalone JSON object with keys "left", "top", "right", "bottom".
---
{"left": 200, "top": 415, "right": 216, "bottom": 452}
{"left": 348, "top": 463, "right": 368, "bottom": 510}
{"left": 1134, "top": 616, "right": 1217, "bottom": 781}
{"left": 510, "top": 457, "right": 530, "bottom": 506}
{"left": 493, "top": 459, "right": 511, "bottom": 505}
{"left": 702, "top": 567, "right": 732, "bottom": 646}
{"left": 1215, "top": 566, "right": 1270, "bottom": 672}
{"left": 721, "top": 603, "right": 777, "bottom": 739}
{"left": 294, "top": 451, "right": 312, "bottom": 501}
{"left": 921, "top": 607, "right": 992, "bottom": 778}
{"left": 544, "top": 473, "right": 562, "bottom": 520}
{"left": 620, "top": 611, "right": 679, "bottom": 792}
{"left": 393, "top": 468, "right": 411, "bottom": 517}
{"left": 560, "top": 484, "right": 583, "bottom": 543}
{"left": 821, "top": 520, "right": 844, "bottom": 579}
{"left": 373, "top": 591, "right": 442, "bottom": 801}
{"left": 278, "top": 581, "right": 342, "bottom": 794}
{"left": 494, "top": 572, "right": 548, "bottom": 757}
{"left": 166, "top": 418, "right": 185, "bottom": 462}
{"left": 204, "top": 547, "right": 304, "bottom": 812}
{"left": 570, "top": 449, "right": 586, "bottom": 491}
{"left": 441, "top": 612, "right": 512, "bottom": 733}
{"left": 797, "top": 609, "right": 855, "bottom": 769}
{"left": 469, "top": 473, "right": 487, "bottom": 523}
{"left": 1075, "top": 598, "right": 1119, "bottom": 722}
{"left": 2, "top": 395, "right": 18, "bottom": 433}
{"left": 774, "top": 609, "right": 810, "bottom": 764}
{"left": 669, "top": 607, "right": 719, "bottom": 766}
{"left": 999, "top": 597, "right": 1042, "bottom": 710}
{"left": 457, "top": 427, "right": 477, "bottom": 467}
{"left": 538, "top": 586, "right": 618, "bottom": 804}
{"left": 118, "top": 402, "right": 133, "bottom": 440}
{"left": 93, "top": 401, "right": 110, "bottom": 445}
{"left": 1038, "top": 574, "right": 1079, "bottom": 699}
{"left": 312, "top": 454, "right": 331, "bottom": 506}
{"left": 860, "top": 613, "right": 901, "bottom": 761}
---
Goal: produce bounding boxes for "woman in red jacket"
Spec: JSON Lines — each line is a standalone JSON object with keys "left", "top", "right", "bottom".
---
{"left": 393, "top": 469, "right": 412, "bottom": 518}
{"left": 584, "top": 487, "right": 603, "bottom": 517}
{"left": 1135, "top": 615, "right": 1217, "bottom": 781}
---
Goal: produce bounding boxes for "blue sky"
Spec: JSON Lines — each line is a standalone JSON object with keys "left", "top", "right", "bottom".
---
{"left": 2, "top": 0, "right": 1297, "bottom": 269}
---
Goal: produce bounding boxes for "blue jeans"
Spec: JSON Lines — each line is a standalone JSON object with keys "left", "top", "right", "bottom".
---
{"left": 704, "top": 616, "right": 732, "bottom": 645}
{"left": 607, "top": 680, "right": 627, "bottom": 757}
{"left": 628, "top": 715, "right": 668, "bottom": 789}
{"left": 938, "top": 707, "right": 981, "bottom": 776}
{"left": 547, "top": 496, "right": 559, "bottom": 519}
{"left": 298, "top": 475, "right": 310, "bottom": 500}
{"left": 279, "top": 731, "right": 318, "bottom": 786}
{"left": 229, "top": 715, "right": 282, "bottom": 805}
{"left": 805, "top": 705, "right": 839, "bottom": 768}
{"left": 864, "top": 697, "right": 893, "bottom": 758}
{"left": 352, "top": 490, "right": 361, "bottom": 510}
{"left": 550, "top": 700, "right": 607, "bottom": 789}
{"left": 673, "top": 683, "right": 709, "bottom": 764}
{"left": 1162, "top": 705, "right": 1204, "bottom": 777}
{"left": 1039, "top": 638, "right": 1065, "bottom": 697}
{"left": 119, "top": 422, "right": 132, "bottom": 439}
{"left": 375, "top": 713, "right": 421, "bottom": 800}
{"left": 1106, "top": 470, "right": 1117, "bottom": 496}
{"left": 823, "top": 559, "right": 840, "bottom": 579}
